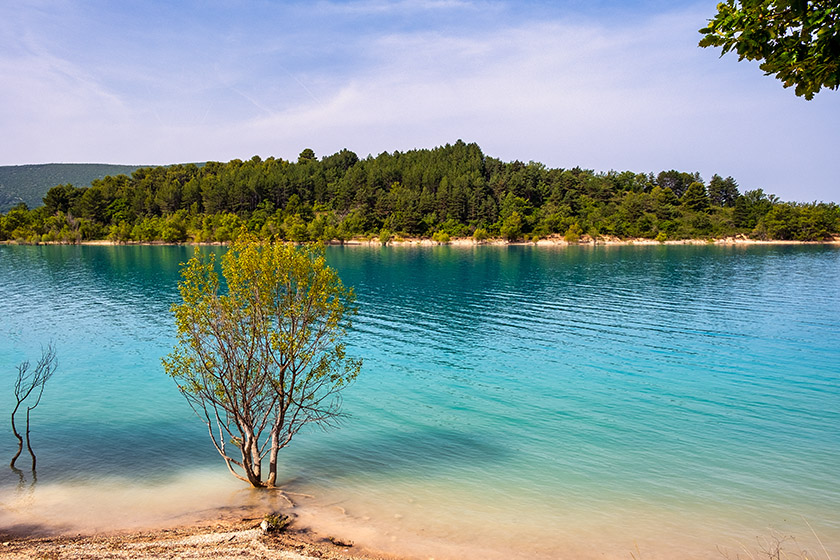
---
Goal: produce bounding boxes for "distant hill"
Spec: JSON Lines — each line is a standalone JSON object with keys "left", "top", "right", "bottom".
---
{"left": 0, "top": 163, "right": 146, "bottom": 212}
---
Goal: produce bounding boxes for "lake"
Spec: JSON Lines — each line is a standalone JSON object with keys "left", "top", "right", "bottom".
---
{"left": 1, "top": 243, "right": 838, "bottom": 559}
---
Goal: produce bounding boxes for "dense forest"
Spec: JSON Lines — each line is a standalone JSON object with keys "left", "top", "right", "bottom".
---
{"left": 1, "top": 141, "right": 837, "bottom": 244}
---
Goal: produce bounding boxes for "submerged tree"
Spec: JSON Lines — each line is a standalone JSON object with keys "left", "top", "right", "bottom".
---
{"left": 11, "top": 343, "right": 57, "bottom": 471}
{"left": 163, "top": 237, "right": 362, "bottom": 488}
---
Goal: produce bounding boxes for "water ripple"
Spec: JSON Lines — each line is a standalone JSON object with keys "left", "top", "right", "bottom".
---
{"left": 1, "top": 244, "right": 839, "bottom": 555}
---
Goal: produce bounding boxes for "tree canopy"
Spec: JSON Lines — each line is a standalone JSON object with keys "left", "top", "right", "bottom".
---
{"left": 1, "top": 141, "right": 837, "bottom": 243}
{"left": 699, "top": 1, "right": 840, "bottom": 100}
{"left": 162, "top": 237, "right": 361, "bottom": 488}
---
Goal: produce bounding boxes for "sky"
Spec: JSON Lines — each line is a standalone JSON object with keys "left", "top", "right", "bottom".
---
{"left": 1, "top": 0, "right": 837, "bottom": 202}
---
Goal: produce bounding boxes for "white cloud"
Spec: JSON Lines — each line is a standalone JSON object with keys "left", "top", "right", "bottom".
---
{"left": 314, "top": 0, "right": 496, "bottom": 15}
{"left": 1, "top": 2, "right": 837, "bottom": 201}
{"left": 235, "top": 7, "right": 837, "bottom": 201}
{"left": 231, "top": 11, "right": 729, "bottom": 157}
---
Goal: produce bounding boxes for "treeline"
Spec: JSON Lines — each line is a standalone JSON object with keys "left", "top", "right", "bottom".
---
{"left": 1, "top": 141, "right": 837, "bottom": 243}
{"left": 0, "top": 163, "right": 144, "bottom": 212}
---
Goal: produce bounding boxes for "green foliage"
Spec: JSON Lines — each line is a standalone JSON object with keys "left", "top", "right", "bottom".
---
{"left": 472, "top": 227, "right": 489, "bottom": 242}
{"left": 1, "top": 142, "right": 836, "bottom": 244}
{"left": 431, "top": 231, "right": 451, "bottom": 244}
{"left": 131, "top": 216, "right": 162, "bottom": 242}
{"left": 43, "top": 184, "right": 82, "bottom": 215}
{"left": 564, "top": 223, "right": 583, "bottom": 243}
{"left": 162, "top": 237, "right": 361, "bottom": 487}
{"left": 707, "top": 174, "right": 740, "bottom": 207}
{"left": 161, "top": 212, "right": 189, "bottom": 243}
{"left": 283, "top": 214, "right": 309, "bottom": 242}
{"left": 657, "top": 170, "right": 700, "bottom": 198}
{"left": 500, "top": 212, "right": 523, "bottom": 241}
{"left": 298, "top": 148, "right": 316, "bottom": 163}
{"left": 699, "top": 1, "right": 840, "bottom": 100}
{"left": 499, "top": 192, "right": 533, "bottom": 221}
{"left": 109, "top": 220, "right": 133, "bottom": 243}
{"left": 762, "top": 201, "right": 839, "bottom": 239}
{"left": 681, "top": 182, "right": 710, "bottom": 212}
{"left": 262, "top": 513, "right": 292, "bottom": 533}
{"left": 734, "top": 189, "right": 776, "bottom": 228}
{"left": 378, "top": 228, "right": 392, "bottom": 245}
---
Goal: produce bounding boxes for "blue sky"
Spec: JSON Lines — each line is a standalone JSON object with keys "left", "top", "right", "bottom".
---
{"left": 1, "top": 0, "right": 837, "bottom": 202}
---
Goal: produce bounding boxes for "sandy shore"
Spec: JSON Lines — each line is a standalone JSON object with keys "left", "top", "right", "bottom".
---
{"left": 0, "top": 513, "right": 402, "bottom": 560}
{"left": 3, "top": 233, "right": 839, "bottom": 247}
{"left": 364, "top": 233, "right": 840, "bottom": 246}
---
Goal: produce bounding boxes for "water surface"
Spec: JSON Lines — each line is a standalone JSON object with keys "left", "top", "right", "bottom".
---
{"left": 1, "top": 244, "right": 838, "bottom": 559}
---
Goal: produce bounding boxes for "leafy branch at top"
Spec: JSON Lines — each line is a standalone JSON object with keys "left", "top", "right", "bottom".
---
{"left": 699, "top": 1, "right": 840, "bottom": 99}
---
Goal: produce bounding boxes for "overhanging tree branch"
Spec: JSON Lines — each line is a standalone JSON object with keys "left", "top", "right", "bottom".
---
{"left": 699, "top": 0, "right": 840, "bottom": 100}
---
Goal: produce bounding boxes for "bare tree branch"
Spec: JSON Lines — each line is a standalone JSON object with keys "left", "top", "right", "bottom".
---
{"left": 10, "top": 343, "right": 57, "bottom": 471}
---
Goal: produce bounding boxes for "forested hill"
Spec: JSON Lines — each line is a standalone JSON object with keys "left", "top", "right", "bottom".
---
{"left": 0, "top": 163, "right": 145, "bottom": 212}
{"left": 1, "top": 141, "right": 837, "bottom": 243}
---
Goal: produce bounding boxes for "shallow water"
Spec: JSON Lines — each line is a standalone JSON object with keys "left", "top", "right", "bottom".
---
{"left": 1, "top": 244, "right": 838, "bottom": 559}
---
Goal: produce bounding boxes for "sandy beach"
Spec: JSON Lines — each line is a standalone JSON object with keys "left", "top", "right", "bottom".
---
{"left": 4, "top": 233, "right": 840, "bottom": 248}
{"left": 364, "top": 233, "right": 840, "bottom": 246}
{"left": 0, "top": 511, "right": 401, "bottom": 560}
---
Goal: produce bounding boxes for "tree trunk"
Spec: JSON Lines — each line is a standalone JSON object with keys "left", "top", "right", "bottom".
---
{"left": 240, "top": 433, "right": 264, "bottom": 488}
{"left": 266, "top": 430, "right": 280, "bottom": 488}
{"left": 25, "top": 407, "right": 36, "bottom": 471}
{"left": 10, "top": 403, "right": 23, "bottom": 468}
{"left": 250, "top": 439, "right": 262, "bottom": 482}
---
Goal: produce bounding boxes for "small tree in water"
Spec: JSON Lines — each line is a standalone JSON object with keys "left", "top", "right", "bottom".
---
{"left": 163, "top": 237, "right": 361, "bottom": 488}
{"left": 11, "top": 343, "right": 57, "bottom": 471}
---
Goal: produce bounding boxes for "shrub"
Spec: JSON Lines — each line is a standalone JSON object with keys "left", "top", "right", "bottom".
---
{"left": 260, "top": 513, "right": 292, "bottom": 533}
{"left": 378, "top": 228, "right": 392, "bottom": 245}
{"left": 564, "top": 223, "right": 583, "bottom": 243}
{"left": 500, "top": 212, "right": 523, "bottom": 242}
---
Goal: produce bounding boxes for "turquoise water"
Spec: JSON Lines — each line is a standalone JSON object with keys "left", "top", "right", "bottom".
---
{"left": 1, "top": 244, "right": 838, "bottom": 558}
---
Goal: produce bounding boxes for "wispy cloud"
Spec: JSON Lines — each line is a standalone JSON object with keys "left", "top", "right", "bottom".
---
{"left": 232, "top": 7, "right": 838, "bottom": 200}
{"left": 0, "top": 1, "right": 837, "bottom": 200}
{"left": 314, "top": 0, "right": 496, "bottom": 15}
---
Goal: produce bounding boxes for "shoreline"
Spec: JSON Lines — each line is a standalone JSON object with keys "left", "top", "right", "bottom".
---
{"left": 2, "top": 233, "right": 839, "bottom": 247}
{"left": 0, "top": 505, "right": 400, "bottom": 560}
{"left": 3, "top": 498, "right": 835, "bottom": 560}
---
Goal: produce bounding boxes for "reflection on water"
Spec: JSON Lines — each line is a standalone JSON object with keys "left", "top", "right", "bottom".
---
{"left": 1, "top": 244, "right": 839, "bottom": 559}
